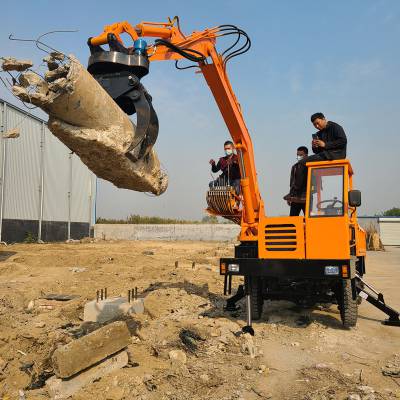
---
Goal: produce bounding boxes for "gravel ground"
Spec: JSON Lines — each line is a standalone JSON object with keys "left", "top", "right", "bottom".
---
{"left": 0, "top": 240, "right": 399, "bottom": 399}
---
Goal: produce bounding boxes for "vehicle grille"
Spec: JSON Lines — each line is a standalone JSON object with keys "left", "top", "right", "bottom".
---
{"left": 265, "top": 224, "right": 297, "bottom": 252}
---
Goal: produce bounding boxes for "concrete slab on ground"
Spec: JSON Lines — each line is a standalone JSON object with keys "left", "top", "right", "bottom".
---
{"left": 52, "top": 321, "right": 130, "bottom": 378}
{"left": 47, "top": 350, "right": 128, "bottom": 399}
{"left": 83, "top": 297, "right": 144, "bottom": 323}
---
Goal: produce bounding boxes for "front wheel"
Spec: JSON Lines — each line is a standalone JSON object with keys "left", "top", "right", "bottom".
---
{"left": 338, "top": 279, "right": 358, "bottom": 328}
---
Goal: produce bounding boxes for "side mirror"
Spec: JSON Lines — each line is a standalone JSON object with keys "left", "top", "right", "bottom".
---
{"left": 348, "top": 190, "right": 361, "bottom": 207}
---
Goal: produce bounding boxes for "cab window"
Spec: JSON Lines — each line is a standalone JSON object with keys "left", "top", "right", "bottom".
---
{"left": 309, "top": 167, "right": 344, "bottom": 217}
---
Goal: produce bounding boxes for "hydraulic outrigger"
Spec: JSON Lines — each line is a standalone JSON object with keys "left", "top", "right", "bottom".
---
{"left": 223, "top": 274, "right": 400, "bottom": 332}
{"left": 356, "top": 274, "right": 400, "bottom": 326}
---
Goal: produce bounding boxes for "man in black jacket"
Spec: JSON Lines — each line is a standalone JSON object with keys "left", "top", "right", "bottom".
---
{"left": 309, "top": 112, "right": 347, "bottom": 160}
{"left": 283, "top": 146, "right": 309, "bottom": 216}
{"left": 291, "top": 113, "right": 347, "bottom": 204}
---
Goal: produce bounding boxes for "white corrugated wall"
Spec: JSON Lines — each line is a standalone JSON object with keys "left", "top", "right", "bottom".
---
{"left": 42, "top": 128, "right": 70, "bottom": 222}
{"left": 379, "top": 218, "right": 400, "bottom": 246}
{"left": 3, "top": 105, "right": 41, "bottom": 220}
{"left": 0, "top": 99, "right": 96, "bottom": 241}
{"left": 71, "top": 153, "right": 93, "bottom": 224}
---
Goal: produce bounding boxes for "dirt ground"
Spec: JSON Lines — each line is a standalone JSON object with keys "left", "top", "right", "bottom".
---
{"left": 0, "top": 240, "right": 399, "bottom": 400}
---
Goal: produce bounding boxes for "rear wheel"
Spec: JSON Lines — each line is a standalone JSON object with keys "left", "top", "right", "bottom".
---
{"left": 250, "top": 278, "right": 264, "bottom": 320}
{"left": 338, "top": 279, "right": 358, "bottom": 328}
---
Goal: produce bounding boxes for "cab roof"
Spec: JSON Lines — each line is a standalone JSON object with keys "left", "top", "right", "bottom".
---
{"left": 306, "top": 158, "right": 354, "bottom": 175}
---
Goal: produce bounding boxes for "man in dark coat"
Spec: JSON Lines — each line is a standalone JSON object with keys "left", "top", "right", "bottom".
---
{"left": 284, "top": 146, "right": 308, "bottom": 216}
{"left": 309, "top": 112, "right": 347, "bottom": 160}
{"left": 209, "top": 140, "right": 241, "bottom": 193}
{"left": 293, "top": 113, "right": 348, "bottom": 198}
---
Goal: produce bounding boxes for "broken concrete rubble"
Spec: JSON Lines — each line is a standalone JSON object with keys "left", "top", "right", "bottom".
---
{"left": 43, "top": 55, "right": 59, "bottom": 71}
{"left": 18, "top": 71, "right": 43, "bottom": 88}
{"left": 51, "top": 320, "right": 130, "bottom": 378}
{"left": 168, "top": 349, "right": 187, "bottom": 365}
{"left": 1, "top": 57, "right": 33, "bottom": 71}
{"left": 7, "top": 54, "right": 168, "bottom": 195}
{"left": 44, "top": 64, "right": 70, "bottom": 83}
{"left": 241, "top": 333, "right": 257, "bottom": 358}
{"left": 18, "top": 71, "right": 49, "bottom": 97}
{"left": 3, "top": 127, "right": 20, "bottom": 139}
{"left": 48, "top": 51, "right": 65, "bottom": 61}
{"left": 12, "top": 84, "right": 49, "bottom": 106}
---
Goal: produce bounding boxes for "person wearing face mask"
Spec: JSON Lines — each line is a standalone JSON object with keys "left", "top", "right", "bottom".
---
{"left": 209, "top": 140, "right": 241, "bottom": 193}
{"left": 283, "top": 146, "right": 309, "bottom": 216}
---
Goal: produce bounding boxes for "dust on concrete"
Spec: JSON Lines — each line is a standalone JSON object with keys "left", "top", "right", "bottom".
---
{"left": 0, "top": 240, "right": 399, "bottom": 399}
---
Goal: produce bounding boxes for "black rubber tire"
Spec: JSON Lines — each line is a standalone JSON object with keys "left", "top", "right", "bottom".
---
{"left": 250, "top": 278, "right": 264, "bottom": 320}
{"left": 339, "top": 279, "right": 358, "bottom": 328}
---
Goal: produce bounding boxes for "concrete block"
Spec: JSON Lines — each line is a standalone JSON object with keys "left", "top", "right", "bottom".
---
{"left": 83, "top": 297, "right": 144, "bottom": 324}
{"left": 47, "top": 350, "right": 128, "bottom": 399}
{"left": 52, "top": 321, "right": 130, "bottom": 378}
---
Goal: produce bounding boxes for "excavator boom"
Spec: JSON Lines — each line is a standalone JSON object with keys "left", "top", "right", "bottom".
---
{"left": 88, "top": 19, "right": 263, "bottom": 239}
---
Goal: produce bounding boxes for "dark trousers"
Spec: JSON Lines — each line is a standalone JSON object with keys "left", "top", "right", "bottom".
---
{"left": 290, "top": 202, "right": 306, "bottom": 216}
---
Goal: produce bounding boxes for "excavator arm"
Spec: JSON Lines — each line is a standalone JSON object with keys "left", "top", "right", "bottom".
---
{"left": 88, "top": 18, "right": 263, "bottom": 239}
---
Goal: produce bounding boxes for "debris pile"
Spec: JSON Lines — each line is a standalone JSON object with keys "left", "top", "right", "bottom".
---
{"left": 0, "top": 240, "right": 399, "bottom": 399}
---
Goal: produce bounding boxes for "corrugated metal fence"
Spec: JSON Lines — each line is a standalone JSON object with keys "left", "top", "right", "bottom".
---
{"left": 379, "top": 218, "right": 400, "bottom": 246}
{"left": 0, "top": 99, "right": 96, "bottom": 243}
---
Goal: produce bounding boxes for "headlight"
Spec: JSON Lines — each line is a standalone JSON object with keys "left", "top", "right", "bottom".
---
{"left": 325, "top": 266, "right": 339, "bottom": 275}
{"left": 228, "top": 263, "right": 240, "bottom": 272}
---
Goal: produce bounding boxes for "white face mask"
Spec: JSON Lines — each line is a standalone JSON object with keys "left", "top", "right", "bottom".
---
{"left": 225, "top": 149, "right": 233, "bottom": 156}
{"left": 297, "top": 155, "right": 304, "bottom": 161}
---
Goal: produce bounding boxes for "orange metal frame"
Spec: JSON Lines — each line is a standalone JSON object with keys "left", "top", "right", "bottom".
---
{"left": 90, "top": 19, "right": 262, "bottom": 241}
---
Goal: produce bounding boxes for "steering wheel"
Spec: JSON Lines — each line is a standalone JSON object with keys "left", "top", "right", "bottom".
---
{"left": 316, "top": 198, "right": 343, "bottom": 215}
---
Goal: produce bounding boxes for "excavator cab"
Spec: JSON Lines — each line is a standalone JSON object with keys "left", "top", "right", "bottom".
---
{"left": 305, "top": 160, "right": 365, "bottom": 260}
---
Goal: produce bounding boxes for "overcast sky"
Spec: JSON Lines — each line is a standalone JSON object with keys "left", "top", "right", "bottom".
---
{"left": 1, "top": 0, "right": 399, "bottom": 219}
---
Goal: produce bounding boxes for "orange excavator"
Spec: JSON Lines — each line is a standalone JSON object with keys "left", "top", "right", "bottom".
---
{"left": 88, "top": 18, "right": 399, "bottom": 333}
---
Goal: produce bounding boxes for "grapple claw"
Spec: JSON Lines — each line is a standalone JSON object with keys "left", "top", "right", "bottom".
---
{"left": 87, "top": 38, "right": 157, "bottom": 162}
